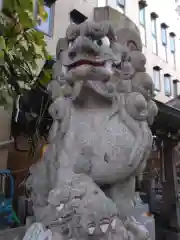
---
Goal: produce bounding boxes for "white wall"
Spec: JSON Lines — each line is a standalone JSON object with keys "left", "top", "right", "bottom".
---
{"left": 143, "top": 0, "right": 180, "bottom": 102}
{"left": 45, "top": 0, "right": 97, "bottom": 56}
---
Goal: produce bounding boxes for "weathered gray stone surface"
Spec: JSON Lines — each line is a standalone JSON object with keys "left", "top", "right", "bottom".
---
{"left": 25, "top": 18, "right": 158, "bottom": 240}
{"left": 0, "top": 226, "right": 25, "bottom": 240}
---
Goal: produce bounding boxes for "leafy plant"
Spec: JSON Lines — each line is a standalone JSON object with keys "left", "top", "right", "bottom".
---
{"left": 0, "top": 0, "right": 51, "bottom": 105}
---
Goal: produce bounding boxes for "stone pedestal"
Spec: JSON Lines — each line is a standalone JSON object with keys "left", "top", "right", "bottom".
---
{"left": 0, "top": 226, "right": 26, "bottom": 240}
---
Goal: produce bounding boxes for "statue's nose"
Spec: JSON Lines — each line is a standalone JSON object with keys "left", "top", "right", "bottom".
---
{"left": 68, "top": 36, "right": 99, "bottom": 58}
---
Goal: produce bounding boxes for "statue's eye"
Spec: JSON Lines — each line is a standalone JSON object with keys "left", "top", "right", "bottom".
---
{"left": 96, "top": 39, "right": 103, "bottom": 46}
{"left": 101, "top": 36, "right": 110, "bottom": 46}
{"left": 68, "top": 42, "right": 73, "bottom": 47}
{"left": 94, "top": 36, "right": 110, "bottom": 47}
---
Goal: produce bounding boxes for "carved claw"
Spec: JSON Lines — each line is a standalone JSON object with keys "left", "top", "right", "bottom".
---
{"left": 100, "top": 223, "right": 109, "bottom": 233}
{"left": 111, "top": 218, "right": 117, "bottom": 230}
{"left": 88, "top": 226, "right": 96, "bottom": 235}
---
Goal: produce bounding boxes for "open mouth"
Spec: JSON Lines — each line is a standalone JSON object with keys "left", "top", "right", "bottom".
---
{"left": 62, "top": 59, "right": 114, "bottom": 78}
{"left": 67, "top": 59, "right": 105, "bottom": 71}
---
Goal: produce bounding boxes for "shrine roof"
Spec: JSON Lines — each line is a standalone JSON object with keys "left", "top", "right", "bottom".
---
{"left": 151, "top": 99, "right": 180, "bottom": 136}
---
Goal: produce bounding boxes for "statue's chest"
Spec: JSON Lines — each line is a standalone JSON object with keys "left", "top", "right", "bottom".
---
{"left": 65, "top": 108, "right": 135, "bottom": 155}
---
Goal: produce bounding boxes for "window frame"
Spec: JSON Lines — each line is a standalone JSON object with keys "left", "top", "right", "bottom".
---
{"left": 161, "top": 24, "right": 168, "bottom": 62}
{"left": 169, "top": 33, "right": 176, "bottom": 53}
{"left": 139, "top": 1, "right": 147, "bottom": 46}
{"left": 169, "top": 33, "right": 176, "bottom": 69}
{"left": 161, "top": 23, "right": 168, "bottom": 46}
{"left": 153, "top": 67, "right": 161, "bottom": 91}
{"left": 173, "top": 79, "right": 179, "bottom": 97}
{"left": 139, "top": 6, "right": 145, "bottom": 26}
{"left": 151, "top": 13, "right": 158, "bottom": 55}
{"left": 164, "top": 74, "right": 171, "bottom": 97}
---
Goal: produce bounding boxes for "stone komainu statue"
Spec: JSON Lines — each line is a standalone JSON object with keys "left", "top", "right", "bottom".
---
{"left": 26, "top": 17, "right": 158, "bottom": 240}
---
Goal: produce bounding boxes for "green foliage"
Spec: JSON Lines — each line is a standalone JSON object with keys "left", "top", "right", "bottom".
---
{"left": 0, "top": 0, "right": 51, "bottom": 105}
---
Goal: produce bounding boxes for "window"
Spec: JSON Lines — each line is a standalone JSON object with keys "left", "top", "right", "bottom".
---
{"left": 117, "top": 0, "right": 125, "bottom": 9}
{"left": 70, "top": 9, "right": 87, "bottom": 24}
{"left": 170, "top": 33, "right": 176, "bottom": 52}
{"left": 173, "top": 79, "right": 179, "bottom": 97}
{"left": 139, "top": 5, "right": 145, "bottom": 26}
{"left": 153, "top": 67, "right": 161, "bottom": 91}
{"left": 164, "top": 74, "right": 171, "bottom": 96}
{"left": 151, "top": 13, "right": 158, "bottom": 54}
{"left": 161, "top": 24, "right": 167, "bottom": 45}
{"left": 36, "top": 4, "right": 54, "bottom": 36}
{"left": 170, "top": 32, "right": 176, "bottom": 69}
{"left": 139, "top": 1, "right": 147, "bottom": 46}
{"left": 161, "top": 23, "right": 168, "bottom": 61}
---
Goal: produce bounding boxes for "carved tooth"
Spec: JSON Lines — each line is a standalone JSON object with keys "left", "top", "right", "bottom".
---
{"left": 56, "top": 203, "right": 64, "bottom": 211}
{"left": 62, "top": 65, "right": 67, "bottom": 75}
{"left": 105, "top": 61, "right": 113, "bottom": 74}
{"left": 100, "top": 224, "right": 109, "bottom": 233}
{"left": 131, "top": 200, "right": 135, "bottom": 207}
{"left": 101, "top": 36, "right": 110, "bottom": 46}
{"left": 88, "top": 227, "right": 95, "bottom": 235}
{"left": 111, "top": 218, "right": 116, "bottom": 229}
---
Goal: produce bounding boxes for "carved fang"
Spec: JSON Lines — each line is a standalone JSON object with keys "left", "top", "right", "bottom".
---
{"left": 88, "top": 227, "right": 95, "bottom": 235}
{"left": 56, "top": 204, "right": 64, "bottom": 211}
{"left": 105, "top": 61, "right": 113, "bottom": 74}
{"left": 111, "top": 219, "right": 116, "bottom": 229}
{"left": 62, "top": 65, "right": 67, "bottom": 75}
{"left": 100, "top": 224, "right": 109, "bottom": 233}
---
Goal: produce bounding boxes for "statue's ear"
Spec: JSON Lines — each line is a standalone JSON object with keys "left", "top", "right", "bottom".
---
{"left": 56, "top": 37, "right": 68, "bottom": 60}
{"left": 116, "top": 28, "right": 142, "bottom": 52}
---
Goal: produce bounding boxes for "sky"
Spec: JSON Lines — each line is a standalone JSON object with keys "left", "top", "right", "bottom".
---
{"left": 36, "top": 6, "right": 51, "bottom": 35}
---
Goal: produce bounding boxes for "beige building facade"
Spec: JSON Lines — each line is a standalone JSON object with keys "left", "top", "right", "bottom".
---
{"left": 40, "top": 0, "right": 180, "bottom": 103}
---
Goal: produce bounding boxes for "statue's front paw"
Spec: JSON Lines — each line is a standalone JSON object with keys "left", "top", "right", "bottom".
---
{"left": 78, "top": 190, "right": 128, "bottom": 237}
